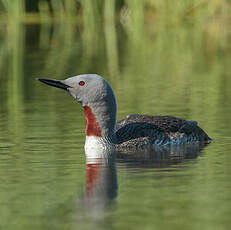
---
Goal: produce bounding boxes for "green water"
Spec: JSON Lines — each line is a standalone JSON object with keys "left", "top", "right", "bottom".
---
{"left": 0, "top": 18, "right": 231, "bottom": 230}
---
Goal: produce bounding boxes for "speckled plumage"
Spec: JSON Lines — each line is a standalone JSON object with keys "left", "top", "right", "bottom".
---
{"left": 115, "top": 114, "right": 211, "bottom": 150}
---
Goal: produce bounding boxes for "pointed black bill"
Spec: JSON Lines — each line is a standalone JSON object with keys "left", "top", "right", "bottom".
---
{"left": 37, "top": 78, "right": 71, "bottom": 90}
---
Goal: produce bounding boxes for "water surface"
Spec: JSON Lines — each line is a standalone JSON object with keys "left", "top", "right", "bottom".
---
{"left": 0, "top": 21, "right": 231, "bottom": 230}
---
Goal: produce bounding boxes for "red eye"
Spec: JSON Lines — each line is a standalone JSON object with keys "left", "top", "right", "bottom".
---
{"left": 79, "top": 81, "right": 85, "bottom": 86}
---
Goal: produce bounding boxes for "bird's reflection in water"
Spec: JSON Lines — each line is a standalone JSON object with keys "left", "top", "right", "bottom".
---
{"left": 81, "top": 142, "right": 209, "bottom": 217}
{"left": 82, "top": 153, "right": 118, "bottom": 216}
{"left": 117, "top": 142, "right": 209, "bottom": 168}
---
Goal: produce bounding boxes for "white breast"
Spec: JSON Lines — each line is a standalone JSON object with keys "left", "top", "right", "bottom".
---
{"left": 84, "top": 136, "right": 115, "bottom": 159}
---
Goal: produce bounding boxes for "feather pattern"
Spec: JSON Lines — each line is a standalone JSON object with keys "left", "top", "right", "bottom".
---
{"left": 115, "top": 114, "right": 211, "bottom": 149}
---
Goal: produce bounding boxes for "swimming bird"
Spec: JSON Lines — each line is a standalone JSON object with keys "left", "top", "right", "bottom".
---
{"left": 37, "top": 74, "right": 211, "bottom": 154}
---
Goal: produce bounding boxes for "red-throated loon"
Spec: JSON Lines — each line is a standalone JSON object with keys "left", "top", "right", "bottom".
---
{"left": 37, "top": 74, "right": 211, "bottom": 155}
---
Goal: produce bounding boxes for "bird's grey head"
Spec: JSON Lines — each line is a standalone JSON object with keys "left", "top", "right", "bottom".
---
{"left": 38, "top": 74, "right": 115, "bottom": 106}
{"left": 37, "top": 74, "right": 117, "bottom": 138}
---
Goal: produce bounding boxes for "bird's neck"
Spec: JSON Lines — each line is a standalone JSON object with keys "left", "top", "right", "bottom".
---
{"left": 84, "top": 106, "right": 103, "bottom": 137}
{"left": 83, "top": 100, "right": 117, "bottom": 142}
{"left": 83, "top": 104, "right": 117, "bottom": 155}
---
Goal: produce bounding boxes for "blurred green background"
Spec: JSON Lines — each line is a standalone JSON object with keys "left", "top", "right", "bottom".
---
{"left": 1, "top": 0, "right": 231, "bottom": 126}
{"left": 0, "top": 1, "right": 231, "bottom": 230}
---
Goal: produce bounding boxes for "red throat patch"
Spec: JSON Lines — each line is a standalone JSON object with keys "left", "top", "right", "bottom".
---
{"left": 83, "top": 106, "right": 102, "bottom": 137}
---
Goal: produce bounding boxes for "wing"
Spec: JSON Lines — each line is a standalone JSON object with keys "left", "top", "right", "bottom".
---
{"left": 117, "top": 114, "right": 186, "bottom": 132}
{"left": 116, "top": 114, "right": 211, "bottom": 142}
{"left": 116, "top": 122, "right": 169, "bottom": 145}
